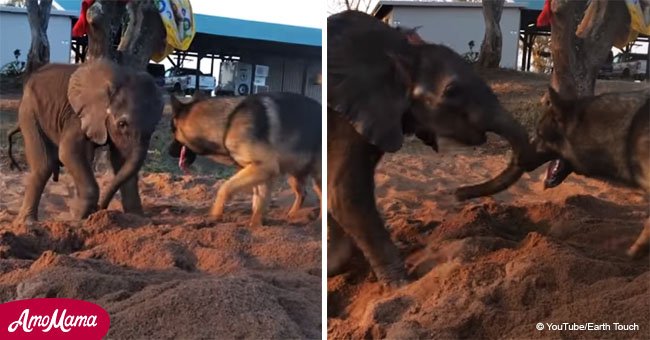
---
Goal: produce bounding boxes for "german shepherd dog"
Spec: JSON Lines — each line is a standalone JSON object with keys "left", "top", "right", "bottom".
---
{"left": 168, "top": 92, "right": 322, "bottom": 227}
{"left": 535, "top": 87, "right": 650, "bottom": 258}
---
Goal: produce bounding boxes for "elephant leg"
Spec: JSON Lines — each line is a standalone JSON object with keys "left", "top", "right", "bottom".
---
{"left": 59, "top": 131, "right": 99, "bottom": 220}
{"left": 210, "top": 163, "right": 275, "bottom": 221}
{"left": 109, "top": 145, "right": 143, "bottom": 215}
{"left": 330, "top": 184, "right": 406, "bottom": 286}
{"left": 328, "top": 117, "right": 406, "bottom": 286}
{"left": 14, "top": 126, "right": 56, "bottom": 226}
{"left": 250, "top": 181, "right": 272, "bottom": 228}
{"left": 327, "top": 213, "right": 358, "bottom": 277}
{"left": 287, "top": 175, "right": 306, "bottom": 219}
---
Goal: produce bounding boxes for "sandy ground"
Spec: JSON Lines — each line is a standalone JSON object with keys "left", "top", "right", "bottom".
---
{"left": 0, "top": 95, "right": 322, "bottom": 338}
{"left": 1, "top": 71, "right": 648, "bottom": 339}
{"left": 328, "top": 74, "right": 650, "bottom": 339}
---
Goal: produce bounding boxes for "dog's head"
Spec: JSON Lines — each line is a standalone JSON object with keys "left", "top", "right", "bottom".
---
{"left": 169, "top": 91, "right": 207, "bottom": 134}
{"left": 535, "top": 87, "right": 586, "bottom": 156}
{"left": 168, "top": 93, "right": 205, "bottom": 167}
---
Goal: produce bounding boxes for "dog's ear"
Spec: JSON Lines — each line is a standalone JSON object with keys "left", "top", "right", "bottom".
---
{"left": 192, "top": 90, "right": 207, "bottom": 101}
{"left": 547, "top": 87, "right": 574, "bottom": 111}
{"left": 170, "top": 95, "right": 187, "bottom": 117}
{"left": 547, "top": 87, "right": 578, "bottom": 122}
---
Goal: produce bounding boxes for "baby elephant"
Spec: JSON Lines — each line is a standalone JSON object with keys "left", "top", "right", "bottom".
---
{"left": 168, "top": 92, "right": 322, "bottom": 228}
{"left": 535, "top": 87, "right": 650, "bottom": 258}
{"left": 14, "top": 59, "right": 163, "bottom": 225}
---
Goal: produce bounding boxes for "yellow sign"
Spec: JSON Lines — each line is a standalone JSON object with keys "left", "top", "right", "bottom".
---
{"left": 152, "top": 0, "right": 196, "bottom": 62}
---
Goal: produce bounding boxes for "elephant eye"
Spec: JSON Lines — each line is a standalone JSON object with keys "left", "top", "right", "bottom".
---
{"left": 443, "top": 83, "right": 461, "bottom": 98}
{"left": 117, "top": 120, "right": 128, "bottom": 129}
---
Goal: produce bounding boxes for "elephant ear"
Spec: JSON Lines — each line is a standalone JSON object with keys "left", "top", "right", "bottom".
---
{"left": 327, "top": 11, "right": 416, "bottom": 153}
{"left": 68, "top": 60, "right": 123, "bottom": 145}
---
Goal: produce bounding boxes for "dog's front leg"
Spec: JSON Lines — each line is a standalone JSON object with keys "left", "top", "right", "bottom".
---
{"left": 210, "top": 164, "right": 274, "bottom": 224}
{"left": 250, "top": 181, "right": 273, "bottom": 228}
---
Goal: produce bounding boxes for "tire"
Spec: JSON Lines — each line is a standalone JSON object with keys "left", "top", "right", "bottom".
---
{"left": 622, "top": 69, "right": 631, "bottom": 79}
{"left": 237, "top": 84, "right": 249, "bottom": 95}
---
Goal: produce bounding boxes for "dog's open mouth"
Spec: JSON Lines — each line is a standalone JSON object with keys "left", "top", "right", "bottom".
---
{"left": 544, "top": 159, "right": 572, "bottom": 188}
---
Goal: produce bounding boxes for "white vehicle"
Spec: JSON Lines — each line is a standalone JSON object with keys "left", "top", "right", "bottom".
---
{"left": 611, "top": 53, "right": 648, "bottom": 80}
{"left": 164, "top": 67, "right": 216, "bottom": 95}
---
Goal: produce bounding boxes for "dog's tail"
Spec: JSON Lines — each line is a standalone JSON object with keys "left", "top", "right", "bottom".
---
{"left": 7, "top": 125, "right": 22, "bottom": 171}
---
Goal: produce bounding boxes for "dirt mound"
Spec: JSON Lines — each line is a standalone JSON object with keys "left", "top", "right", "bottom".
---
{"left": 328, "top": 140, "right": 649, "bottom": 339}
{"left": 0, "top": 170, "right": 321, "bottom": 338}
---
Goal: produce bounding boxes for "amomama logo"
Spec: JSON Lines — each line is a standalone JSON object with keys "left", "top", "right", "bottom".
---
{"left": 0, "top": 298, "right": 110, "bottom": 339}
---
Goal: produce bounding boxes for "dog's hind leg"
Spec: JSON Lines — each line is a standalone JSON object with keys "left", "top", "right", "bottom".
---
{"left": 210, "top": 163, "right": 276, "bottom": 225}
{"left": 287, "top": 175, "right": 306, "bottom": 219}
{"left": 627, "top": 218, "right": 650, "bottom": 259}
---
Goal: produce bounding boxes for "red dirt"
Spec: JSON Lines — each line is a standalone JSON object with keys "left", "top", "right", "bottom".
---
{"left": 0, "top": 171, "right": 321, "bottom": 338}
{"left": 328, "top": 75, "right": 650, "bottom": 339}
{"left": 328, "top": 138, "right": 649, "bottom": 339}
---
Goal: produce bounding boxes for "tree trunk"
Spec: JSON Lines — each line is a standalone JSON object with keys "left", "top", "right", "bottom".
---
{"left": 85, "top": 0, "right": 125, "bottom": 62}
{"left": 25, "top": 0, "right": 52, "bottom": 74}
{"left": 117, "top": 0, "right": 166, "bottom": 70}
{"left": 549, "top": 0, "right": 629, "bottom": 97}
{"left": 85, "top": 0, "right": 164, "bottom": 70}
{"left": 477, "top": 0, "right": 505, "bottom": 68}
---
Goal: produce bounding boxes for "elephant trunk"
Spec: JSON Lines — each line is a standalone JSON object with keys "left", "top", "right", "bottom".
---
{"left": 455, "top": 107, "right": 545, "bottom": 200}
{"left": 98, "top": 144, "right": 147, "bottom": 209}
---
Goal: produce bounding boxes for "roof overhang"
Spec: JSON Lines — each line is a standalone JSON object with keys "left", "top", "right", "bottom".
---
{"left": 0, "top": 5, "right": 77, "bottom": 17}
{"left": 54, "top": 0, "right": 320, "bottom": 47}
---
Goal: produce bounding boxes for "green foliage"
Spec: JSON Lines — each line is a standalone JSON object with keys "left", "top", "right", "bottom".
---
{"left": 462, "top": 40, "right": 480, "bottom": 64}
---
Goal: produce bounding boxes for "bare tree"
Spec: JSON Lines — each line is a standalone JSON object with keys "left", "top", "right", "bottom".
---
{"left": 24, "top": 0, "right": 51, "bottom": 74}
{"left": 327, "top": 0, "right": 373, "bottom": 14}
{"left": 477, "top": 0, "right": 505, "bottom": 68}
{"left": 85, "top": 0, "right": 165, "bottom": 70}
{"left": 549, "top": 0, "right": 629, "bottom": 97}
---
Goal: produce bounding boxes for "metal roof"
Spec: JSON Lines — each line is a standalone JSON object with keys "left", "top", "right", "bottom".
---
{"left": 54, "top": 0, "right": 321, "bottom": 47}
{"left": 194, "top": 14, "right": 320, "bottom": 47}
{"left": 511, "top": 0, "right": 545, "bottom": 11}
{"left": 0, "top": 5, "right": 77, "bottom": 17}
{"left": 373, "top": 0, "right": 527, "bottom": 15}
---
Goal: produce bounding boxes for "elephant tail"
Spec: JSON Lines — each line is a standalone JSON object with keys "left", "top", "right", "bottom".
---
{"left": 7, "top": 125, "right": 22, "bottom": 171}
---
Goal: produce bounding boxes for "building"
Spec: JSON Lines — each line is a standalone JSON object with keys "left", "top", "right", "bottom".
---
{"left": 372, "top": 0, "right": 525, "bottom": 69}
{"left": 55, "top": 1, "right": 322, "bottom": 101}
{"left": 0, "top": 6, "right": 76, "bottom": 67}
{"left": 0, "top": 2, "right": 322, "bottom": 102}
